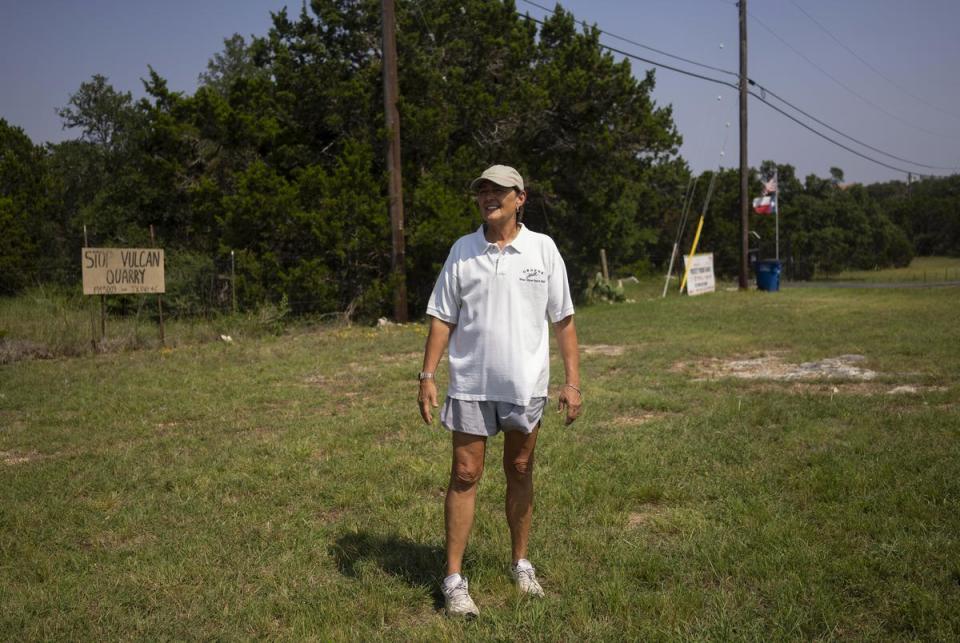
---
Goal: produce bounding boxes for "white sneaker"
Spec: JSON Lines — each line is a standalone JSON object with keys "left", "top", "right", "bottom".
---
{"left": 511, "top": 559, "right": 545, "bottom": 597}
{"left": 442, "top": 574, "right": 479, "bottom": 617}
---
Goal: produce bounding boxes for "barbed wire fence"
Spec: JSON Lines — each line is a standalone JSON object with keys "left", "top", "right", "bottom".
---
{"left": 4, "top": 230, "right": 363, "bottom": 355}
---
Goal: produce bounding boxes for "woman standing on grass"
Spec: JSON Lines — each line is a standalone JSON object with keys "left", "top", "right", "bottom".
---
{"left": 417, "top": 164, "right": 582, "bottom": 617}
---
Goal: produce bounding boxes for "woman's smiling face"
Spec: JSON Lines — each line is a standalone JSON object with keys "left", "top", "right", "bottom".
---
{"left": 475, "top": 180, "right": 523, "bottom": 226}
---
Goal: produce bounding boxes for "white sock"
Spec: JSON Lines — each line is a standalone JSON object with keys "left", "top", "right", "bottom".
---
{"left": 513, "top": 558, "right": 533, "bottom": 571}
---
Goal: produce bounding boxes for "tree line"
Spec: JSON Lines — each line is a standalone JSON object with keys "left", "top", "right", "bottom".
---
{"left": 1, "top": 0, "right": 957, "bottom": 316}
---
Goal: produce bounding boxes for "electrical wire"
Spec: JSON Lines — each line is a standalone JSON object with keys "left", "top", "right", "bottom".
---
{"left": 748, "top": 89, "right": 926, "bottom": 177}
{"left": 751, "top": 80, "right": 960, "bottom": 171}
{"left": 412, "top": 0, "right": 438, "bottom": 46}
{"left": 786, "top": 0, "right": 960, "bottom": 123}
{"left": 515, "top": 9, "right": 950, "bottom": 177}
{"left": 517, "top": 0, "right": 739, "bottom": 78}
{"left": 748, "top": 8, "right": 959, "bottom": 141}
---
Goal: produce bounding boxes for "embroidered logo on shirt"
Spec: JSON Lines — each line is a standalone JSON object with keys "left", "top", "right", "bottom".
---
{"left": 519, "top": 268, "right": 546, "bottom": 283}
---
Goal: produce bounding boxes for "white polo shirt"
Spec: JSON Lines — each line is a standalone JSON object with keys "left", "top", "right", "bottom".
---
{"left": 426, "top": 224, "right": 575, "bottom": 404}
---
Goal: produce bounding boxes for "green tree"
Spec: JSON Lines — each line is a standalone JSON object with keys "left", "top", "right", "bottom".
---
{"left": 873, "top": 175, "right": 960, "bottom": 257}
{"left": 0, "top": 119, "right": 47, "bottom": 293}
{"left": 198, "top": 34, "right": 269, "bottom": 96}
{"left": 681, "top": 162, "right": 913, "bottom": 281}
{"left": 56, "top": 75, "right": 140, "bottom": 155}
{"left": 29, "top": 0, "right": 688, "bottom": 316}
{"left": 395, "top": 1, "right": 685, "bottom": 298}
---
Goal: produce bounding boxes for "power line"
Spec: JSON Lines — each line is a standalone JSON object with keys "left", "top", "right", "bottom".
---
{"left": 748, "top": 90, "right": 925, "bottom": 177}
{"left": 748, "top": 8, "right": 960, "bottom": 142}
{"left": 518, "top": 12, "right": 735, "bottom": 88}
{"left": 517, "top": 0, "right": 738, "bottom": 79}
{"left": 751, "top": 80, "right": 960, "bottom": 171}
{"left": 515, "top": 6, "right": 952, "bottom": 177}
{"left": 411, "top": 0, "right": 438, "bottom": 46}
{"left": 786, "top": 0, "right": 960, "bottom": 123}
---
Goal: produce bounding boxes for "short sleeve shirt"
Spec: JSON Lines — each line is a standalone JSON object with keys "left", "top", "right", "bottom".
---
{"left": 426, "top": 224, "right": 575, "bottom": 404}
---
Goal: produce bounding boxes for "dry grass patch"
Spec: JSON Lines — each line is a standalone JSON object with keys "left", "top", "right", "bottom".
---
{"left": 581, "top": 344, "right": 626, "bottom": 357}
{"left": 0, "top": 339, "right": 53, "bottom": 364}
{"left": 627, "top": 505, "right": 667, "bottom": 528}
{"left": 84, "top": 530, "right": 158, "bottom": 552}
{"left": 0, "top": 449, "right": 44, "bottom": 465}
{"left": 627, "top": 505, "right": 710, "bottom": 540}
{"left": 317, "top": 508, "right": 345, "bottom": 523}
{"left": 302, "top": 373, "right": 330, "bottom": 386}
{"left": 719, "top": 380, "right": 949, "bottom": 398}
{"left": 375, "top": 430, "right": 408, "bottom": 446}
{"left": 242, "top": 425, "right": 285, "bottom": 443}
{"left": 885, "top": 385, "right": 949, "bottom": 395}
{"left": 611, "top": 410, "right": 674, "bottom": 427}
{"left": 739, "top": 381, "right": 886, "bottom": 396}
{"left": 378, "top": 351, "right": 421, "bottom": 364}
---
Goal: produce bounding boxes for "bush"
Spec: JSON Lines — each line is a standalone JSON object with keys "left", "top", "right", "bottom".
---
{"left": 584, "top": 273, "right": 626, "bottom": 304}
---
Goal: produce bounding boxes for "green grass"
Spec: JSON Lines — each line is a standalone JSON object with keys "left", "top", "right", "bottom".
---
{"left": 0, "top": 285, "right": 332, "bottom": 364}
{"left": 823, "top": 256, "right": 960, "bottom": 282}
{"left": 2, "top": 279, "right": 959, "bottom": 640}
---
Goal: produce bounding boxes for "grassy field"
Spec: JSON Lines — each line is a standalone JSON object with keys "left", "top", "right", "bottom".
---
{"left": 2, "top": 276, "right": 959, "bottom": 640}
{"left": 0, "top": 285, "right": 307, "bottom": 364}
{"left": 823, "top": 256, "right": 960, "bottom": 283}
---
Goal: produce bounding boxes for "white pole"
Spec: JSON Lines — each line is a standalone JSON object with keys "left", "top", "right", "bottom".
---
{"left": 662, "top": 177, "right": 697, "bottom": 298}
{"left": 775, "top": 169, "right": 780, "bottom": 262}
{"left": 662, "top": 243, "right": 679, "bottom": 298}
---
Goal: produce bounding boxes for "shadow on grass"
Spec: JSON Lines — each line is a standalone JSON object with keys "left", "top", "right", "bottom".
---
{"left": 331, "top": 531, "right": 446, "bottom": 608}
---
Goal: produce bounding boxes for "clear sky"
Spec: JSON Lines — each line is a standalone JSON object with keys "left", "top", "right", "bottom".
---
{"left": 2, "top": 0, "right": 958, "bottom": 185}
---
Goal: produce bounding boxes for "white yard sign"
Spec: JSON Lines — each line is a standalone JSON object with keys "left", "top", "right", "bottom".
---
{"left": 82, "top": 247, "right": 165, "bottom": 295}
{"left": 684, "top": 252, "right": 715, "bottom": 296}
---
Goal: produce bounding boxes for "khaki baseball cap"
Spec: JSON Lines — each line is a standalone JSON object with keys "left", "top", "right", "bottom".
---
{"left": 470, "top": 165, "right": 524, "bottom": 192}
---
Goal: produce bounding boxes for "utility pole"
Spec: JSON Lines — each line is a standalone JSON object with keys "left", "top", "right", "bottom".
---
{"left": 738, "top": 0, "right": 750, "bottom": 290}
{"left": 381, "top": 0, "right": 408, "bottom": 321}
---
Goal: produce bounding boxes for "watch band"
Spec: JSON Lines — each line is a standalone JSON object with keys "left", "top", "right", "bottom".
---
{"left": 418, "top": 371, "right": 435, "bottom": 381}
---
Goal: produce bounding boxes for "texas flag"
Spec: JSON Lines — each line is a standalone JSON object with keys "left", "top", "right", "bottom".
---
{"left": 752, "top": 195, "right": 775, "bottom": 214}
{"left": 753, "top": 174, "right": 778, "bottom": 215}
{"left": 762, "top": 175, "right": 778, "bottom": 195}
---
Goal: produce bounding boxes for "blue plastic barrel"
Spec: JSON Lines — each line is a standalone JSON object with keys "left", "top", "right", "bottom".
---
{"left": 756, "top": 260, "right": 781, "bottom": 292}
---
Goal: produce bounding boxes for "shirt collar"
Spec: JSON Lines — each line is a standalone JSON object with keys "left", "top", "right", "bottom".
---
{"left": 474, "top": 224, "right": 530, "bottom": 254}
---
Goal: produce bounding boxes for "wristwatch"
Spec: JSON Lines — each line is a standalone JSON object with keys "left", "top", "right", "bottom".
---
{"left": 418, "top": 371, "right": 435, "bottom": 381}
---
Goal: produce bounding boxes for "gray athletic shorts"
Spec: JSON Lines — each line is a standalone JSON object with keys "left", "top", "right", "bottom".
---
{"left": 440, "top": 397, "right": 547, "bottom": 436}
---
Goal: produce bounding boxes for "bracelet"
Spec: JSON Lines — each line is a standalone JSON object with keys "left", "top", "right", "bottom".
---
{"left": 563, "top": 383, "right": 582, "bottom": 399}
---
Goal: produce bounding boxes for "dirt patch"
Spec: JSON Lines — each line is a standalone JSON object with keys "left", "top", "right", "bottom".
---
{"left": 154, "top": 421, "right": 181, "bottom": 436}
{"left": 1, "top": 450, "right": 44, "bottom": 465}
{"left": 886, "top": 385, "right": 948, "bottom": 395}
{"left": 627, "top": 504, "right": 667, "bottom": 527}
{"left": 581, "top": 344, "right": 626, "bottom": 357}
{"left": 317, "top": 508, "right": 344, "bottom": 523}
{"left": 680, "top": 353, "right": 878, "bottom": 382}
{"left": 376, "top": 430, "right": 407, "bottom": 445}
{"left": 611, "top": 411, "right": 674, "bottom": 427}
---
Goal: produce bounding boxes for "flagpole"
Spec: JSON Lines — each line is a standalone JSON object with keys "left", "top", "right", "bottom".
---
{"left": 663, "top": 176, "right": 697, "bottom": 298}
{"left": 775, "top": 169, "right": 780, "bottom": 262}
